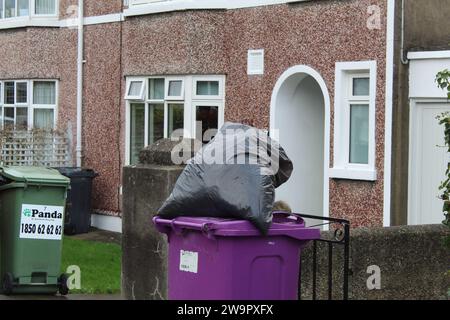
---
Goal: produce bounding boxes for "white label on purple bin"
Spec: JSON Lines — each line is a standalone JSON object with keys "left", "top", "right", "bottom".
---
{"left": 180, "top": 250, "right": 198, "bottom": 273}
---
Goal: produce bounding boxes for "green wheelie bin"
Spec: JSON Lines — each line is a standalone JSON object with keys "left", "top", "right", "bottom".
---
{"left": 0, "top": 166, "right": 70, "bottom": 295}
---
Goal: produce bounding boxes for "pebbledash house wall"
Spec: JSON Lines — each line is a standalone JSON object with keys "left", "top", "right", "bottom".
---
{"left": 64, "top": 0, "right": 125, "bottom": 216}
{"left": 0, "top": 0, "right": 125, "bottom": 216}
{"left": 0, "top": 0, "right": 388, "bottom": 227}
{"left": 122, "top": 0, "right": 388, "bottom": 227}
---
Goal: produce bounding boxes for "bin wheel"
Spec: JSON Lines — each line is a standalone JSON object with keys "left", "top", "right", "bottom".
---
{"left": 58, "top": 274, "right": 69, "bottom": 296}
{"left": 2, "top": 273, "right": 14, "bottom": 295}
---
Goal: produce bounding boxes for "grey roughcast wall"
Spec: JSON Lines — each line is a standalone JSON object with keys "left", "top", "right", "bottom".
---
{"left": 122, "top": 164, "right": 183, "bottom": 299}
{"left": 121, "top": 139, "right": 195, "bottom": 300}
{"left": 300, "top": 224, "right": 450, "bottom": 300}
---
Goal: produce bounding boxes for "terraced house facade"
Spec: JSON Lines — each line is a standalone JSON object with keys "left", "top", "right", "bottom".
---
{"left": 0, "top": 0, "right": 449, "bottom": 231}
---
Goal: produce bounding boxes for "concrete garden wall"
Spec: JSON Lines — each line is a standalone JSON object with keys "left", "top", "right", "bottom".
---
{"left": 300, "top": 224, "right": 450, "bottom": 300}
{"left": 121, "top": 139, "right": 194, "bottom": 300}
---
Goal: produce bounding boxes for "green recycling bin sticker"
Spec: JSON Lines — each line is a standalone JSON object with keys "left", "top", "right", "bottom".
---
{"left": 20, "top": 204, "right": 64, "bottom": 240}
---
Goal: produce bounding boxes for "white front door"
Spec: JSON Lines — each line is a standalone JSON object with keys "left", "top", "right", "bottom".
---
{"left": 409, "top": 101, "right": 450, "bottom": 225}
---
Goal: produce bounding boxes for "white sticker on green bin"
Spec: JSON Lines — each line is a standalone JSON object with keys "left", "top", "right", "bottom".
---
{"left": 19, "top": 204, "right": 64, "bottom": 240}
{"left": 180, "top": 250, "right": 198, "bottom": 273}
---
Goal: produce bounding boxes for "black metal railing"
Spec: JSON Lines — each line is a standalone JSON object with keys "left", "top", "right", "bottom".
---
{"left": 296, "top": 213, "right": 350, "bottom": 300}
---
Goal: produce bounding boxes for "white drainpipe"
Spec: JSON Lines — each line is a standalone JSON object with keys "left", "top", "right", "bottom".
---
{"left": 76, "top": 0, "right": 84, "bottom": 167}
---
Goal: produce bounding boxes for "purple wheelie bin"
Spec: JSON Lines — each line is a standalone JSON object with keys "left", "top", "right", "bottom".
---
{"left": 153, "top": 212, "right": 320, "bottom": 300}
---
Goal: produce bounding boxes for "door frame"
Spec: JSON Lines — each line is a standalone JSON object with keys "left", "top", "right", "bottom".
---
{"left": 269, "top": 65, "right": 331, "bottom": 222}
{"left": 408, "top": 98, "right": 450, "bottom": 225}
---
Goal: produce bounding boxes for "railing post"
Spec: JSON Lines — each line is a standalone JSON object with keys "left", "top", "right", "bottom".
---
{"left": 328, "top": 242, "right": 333, "bottom": 300}
{"left": 295, "top": 213, "right": 350, "bottom": 301}
{"left": 343, "top": 223, "right": 350, "bottom": 300}
{"left": 312, "top": 240, "right": 317, "bottom": 300}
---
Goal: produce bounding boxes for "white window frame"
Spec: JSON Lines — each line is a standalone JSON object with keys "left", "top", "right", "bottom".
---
{"left": 191, "top": 100, "right": 224, "bottom": 143}
{"left": 166, "top": 100, "right": 185, "bottom": 138}
{"left": 125, "top": 75, "right": 226, "bottom": 165}
{"left": 125, "top": 78, "right": 146, "bottom": 101}
{"left": 1, "top": 0, "right": 18, "bottom": 20}
{"left": 15, "top": 81, "right": 28, "bottom": 105}
{"left": 0, "top": 0, "right": 58, "bottom": 19}
{"left": 147, "top": 102, "right": 165, "bottom": 145}
{"left": 3, "top": 80, "right": 16, "bottom": 105}
{"left": 31, "top": 0, "right": 58, "bottom": 18}
{"left": 165, "top": 77, "right": 184, "bottom": 101}
{"left": 124, "top": 1, "right": 312, "bottom": 17}
{"left": 329, "top": 61, "right": 377, "bottom": 181}
{"left": 16, "top": 0, "right": 29, "bottom": 18}
{"left": 2, "top": 81, "right": 17, "bottom": 127}
{"left": 129, "top": 0, "right": 161, "bottom": 5}
{"left": 31, "top": 79, "right": 58, "bottom": 129}
{"left": 147, "top": 76, "right": 165, "bottom": 101}
{"left": 0, "top": 79, "right": 58, "bottom": 130}
{"left": 192, "top": 75, "right": 224, "bottom": 100}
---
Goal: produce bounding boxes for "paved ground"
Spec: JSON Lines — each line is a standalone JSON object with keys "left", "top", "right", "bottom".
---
{"left": 0, "top": 228, "right": 123, "bottom": 300}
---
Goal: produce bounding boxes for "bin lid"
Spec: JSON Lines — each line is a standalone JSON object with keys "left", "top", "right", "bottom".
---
{"left": 0, "top": 166, "right": 70, "bottom": 186}
{"left": 55, "top": 167, "right": 98, "bottom": 178}
{"left": 153, "top": 213, "right": 321, "bottom": 241}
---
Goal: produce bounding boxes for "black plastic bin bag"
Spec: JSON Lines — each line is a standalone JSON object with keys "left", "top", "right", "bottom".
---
{"left": 158, "top": 122, "right": 293, "bottom": 234}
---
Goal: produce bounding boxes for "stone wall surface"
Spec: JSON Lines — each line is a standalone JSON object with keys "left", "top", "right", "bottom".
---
{"left": 122, "top": 144, "right": 184, "bottom": 300}
{"left": 300, "top": 224, "right": 450, "bottom": 300}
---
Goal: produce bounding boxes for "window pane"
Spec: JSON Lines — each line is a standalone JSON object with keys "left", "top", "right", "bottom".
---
{"left": 196, "top": 81, "right": 219, "bottom": 96}
{"left": 33, "top": 108, "right": 54, "bottom": 129}
{"left": 16, "top": 82, "right": 27, "bottom": 103}
{"left": 352, "top": 77, "right": 370, "bottom": 96}
{"left": 149, "top": 78, "right": 165, "bottom": 100}
{"left": 0, "top": 107, "right": 2, "bottom": 126}
{"left": 130, "top": 103, "right": 145, "bottom": 165}
{"left": 18, "top": 0, "right": 29, "bottom": 16}
{"left": 5, "top": 0, "right": 16, "bottom": 18}
{"left": 128, "top": 81, "right": 143, "bottom": 97}
{"left": 33, "top": 81, "right": 56, "bottom": 104}
{"left": 148, "top": 104, "right": 164, "bottom": 144}
{"left": 349, "top": 104, "right": 369, "bottom": 164}
{"left": 16, "top": 107, "right": 28, "bottom": 128}
{"left": 196, "top": 105, "right": 218, "bottom": 143}
{"left": 4, "top": 107, "right": 14, "bottom": 128}
{"left": 0, "top": 2, "right": 3, "bottom": 18}
{"left": 4, "top": 82, "right": 15, "bottom": 104}
{"left": 168, "top": 104, "right": 184, "bottom": 137}
{"left": 168, "top": 80, "right": 182, "bottom": 97}
{"left": 35, "top": 0, "right": 56, "bottom": 15}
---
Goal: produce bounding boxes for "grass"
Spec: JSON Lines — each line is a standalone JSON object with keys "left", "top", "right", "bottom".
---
{"left": 61, "top": 236, "right": 121, "bottom": 294}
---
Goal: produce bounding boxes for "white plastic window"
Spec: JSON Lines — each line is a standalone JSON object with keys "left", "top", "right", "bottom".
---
{"left": 125, "top": 80, "right": 145, "bottom": 101}
{"left": 165, "top": 78, "right": 184, "bottom": 100}
{"left": 330, "top": 61, "right": 377, "bottom": 181}
{"left": 126, "top": 75, "right": 226, "bottom": 165}
{"left": 0, "top": 0, "right": 57, "bottom": 19}
{"left": 0, "top": 79, "right": 57, "bottom": 129}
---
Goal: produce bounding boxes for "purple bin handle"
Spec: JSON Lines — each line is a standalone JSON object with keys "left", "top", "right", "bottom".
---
{"left": 153, "top": 216, "right": 216, "bottom": 239}
{"left": 272, "top": 211, "right": 305, "bottom": 225}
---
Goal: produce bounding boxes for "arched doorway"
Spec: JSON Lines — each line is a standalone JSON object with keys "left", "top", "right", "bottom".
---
{"left": 270, "top": 65, "right": 330, "bottom": 218}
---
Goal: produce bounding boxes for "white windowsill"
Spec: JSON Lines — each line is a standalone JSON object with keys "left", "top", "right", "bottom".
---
{"left": 0, "top": 17, "right": 59, "bottom": 29}
{"left": 124, "top": 0, "right": 307, "bottom": 17}
{"left": 329, "top": 167, "right": 377, "bottom": 181}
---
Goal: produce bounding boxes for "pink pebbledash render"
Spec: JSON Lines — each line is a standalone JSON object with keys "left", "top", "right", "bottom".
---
{"left": 153, "top": 213, "right": 320, "bottom": 300}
